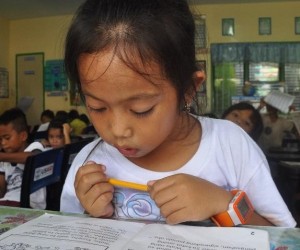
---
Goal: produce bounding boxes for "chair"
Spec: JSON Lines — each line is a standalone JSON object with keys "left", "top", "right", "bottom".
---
{"left": 60, "top": 138, "right": 94, "bottom": 181}
{"left": 20, "top": 147, "right": 64, "bottom": 211}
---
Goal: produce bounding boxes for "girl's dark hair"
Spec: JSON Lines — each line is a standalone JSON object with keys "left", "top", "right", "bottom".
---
{"left": 47, "top": 119, "right": 64, "bottom": 134}
{"left": 221, "top": 102, "right": 263, "bottom": 141}
{"left": 64, "top": 0, "right": 197, "bottom": 110}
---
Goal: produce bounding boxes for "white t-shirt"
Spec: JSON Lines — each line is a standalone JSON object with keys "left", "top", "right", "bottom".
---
{"left": 0, "top": 141, "right": 46, "bottom": 209}
{"left": 37, "top": 122, "right": 50, "bottom": 132}
{"left": 258, "top": 115, "right": 294, "bottom": 153}
{"left": 61, "top": 117, "right": 296, "bottom": 227}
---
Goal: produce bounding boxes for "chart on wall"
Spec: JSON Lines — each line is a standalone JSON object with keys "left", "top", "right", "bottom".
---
{"left": 0, "top": 68, "right": 9, "bottom": 98}
{"left": 44, "top": 60, "right": 68, "bottom": 92}
{"left": 16, "top": 53, "right": 44, "bottom": 127}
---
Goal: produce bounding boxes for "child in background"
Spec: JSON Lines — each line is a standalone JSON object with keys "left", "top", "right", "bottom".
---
{"left": 37, "top": 109, "right": 55, "bottom": 132}
{"left": 258, "top": 99, "right": 296, "bottom": 153}
{"left": 41, "top": 119, "right": 72, "bottom": 149}
{"left": 0, "top": 108, "right": 45, "bottom": 207}
{"left": 55, "top": 110, "right": 70, "bottom": 124}
{"left": 221, "top": 102, "right": 263, "bottom": 142}
{"left": 61, "top": 0, "right": 296, "bottom": 227}
{"left": 68, "top": 109, "right": 87, "bottom": 136}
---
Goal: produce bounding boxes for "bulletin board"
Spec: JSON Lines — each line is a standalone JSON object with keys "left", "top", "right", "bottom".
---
{"left": 44, "top": 60, "right": 68, "bottom": 91}
{"left": 0, "top": 68, "right": 9, "bottom": 98}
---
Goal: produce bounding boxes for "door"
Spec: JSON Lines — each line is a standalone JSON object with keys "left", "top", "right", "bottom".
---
{"left": 16, "top": 53, "right": 44, "bottom": 127}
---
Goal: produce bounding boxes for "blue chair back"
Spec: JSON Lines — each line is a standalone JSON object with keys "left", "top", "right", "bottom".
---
{"left": 20, "top": 147, "right": 64, "bottom": 210}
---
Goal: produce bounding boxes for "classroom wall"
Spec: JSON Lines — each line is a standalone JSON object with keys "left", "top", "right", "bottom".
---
{"left": 0, "top": 18, "right": 9, "bottom": 67}
{"left": 0, "top": 17, "right": 11, "bottom": 109}
{"left": 1, "top": 1, "right": 300, "bottom": 115}
{"left": 6, "top": 15, "right": 85, "bottom": 117}
{"left": 6, "top": 15, "right": 87, "bottom": 117}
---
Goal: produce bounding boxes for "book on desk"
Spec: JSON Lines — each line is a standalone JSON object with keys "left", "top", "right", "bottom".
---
{"left": 0, "top": 213, "right": 270, "bottom": 250}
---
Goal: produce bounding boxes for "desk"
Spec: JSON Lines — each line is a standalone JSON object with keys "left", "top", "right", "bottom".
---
{"left": 0, "top": 206, "right": 299, "bottom": 249}
{"left": 278, "top": 161, "right": 300, "bottom": 225}
{"left": 266, "top": 148, "right": 300, "bottom": 220}
{"left": 267, "top": 151, "right": 300, "bottom": 162}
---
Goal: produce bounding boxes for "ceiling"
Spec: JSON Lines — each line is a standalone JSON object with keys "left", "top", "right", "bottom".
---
{"left": 0, "top": 0, "right": 297, "bottom": 20}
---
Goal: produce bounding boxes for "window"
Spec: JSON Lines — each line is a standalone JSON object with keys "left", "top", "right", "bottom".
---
{"left": 285, "top": 63, "right": 300, "bottom": 110}
{"left": 213, "top": 62, "right": 244, "bottom": 116}
{"left": 249, "top": 62, "right": 282, "bottom": 102}
{"left": 249, "top": 62, "right": 279, "bottom": 83}
{"left": 211, "top": 43, "right": 300, "bottom": 115}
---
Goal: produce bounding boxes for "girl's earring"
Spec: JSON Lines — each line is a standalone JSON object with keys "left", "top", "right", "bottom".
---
{"left": 184, "top": 102, "right": 191, "bottom": 113}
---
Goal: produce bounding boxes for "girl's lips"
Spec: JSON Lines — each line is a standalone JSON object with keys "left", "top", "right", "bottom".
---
{"left": 117, "top": 147, "right": 138, "bottom": 157}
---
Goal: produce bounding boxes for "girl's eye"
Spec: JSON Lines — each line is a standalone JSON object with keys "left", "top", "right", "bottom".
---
{"left": 88, "top": 106, "right": 106, "bottom": 113}
{"left": 132, "top": 107, "right": 154, "bottom": 117}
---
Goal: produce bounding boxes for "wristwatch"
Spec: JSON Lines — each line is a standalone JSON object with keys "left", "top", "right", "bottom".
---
{"left": 212, "top": 190, "right": 254, "bottom": 227}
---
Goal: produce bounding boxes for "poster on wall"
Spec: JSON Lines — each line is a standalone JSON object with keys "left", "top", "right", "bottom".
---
{"left": 0, "top": 68, "right": 9, "bottom": 98}
{"left": 44, "top": 60, "right": 68, "bottom": 92}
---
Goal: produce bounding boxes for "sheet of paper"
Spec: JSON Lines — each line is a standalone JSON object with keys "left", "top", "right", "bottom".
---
{"left": 123, "top": 223, "right": 270, "bottom": 250}
{"left": 0, "top": 213, "right": 270, "bottom": 250}
{"left": 0, "top": 213, "right": 144, "bottom": 250}
{"left": 264, "top": 90, "right": 295, "bottom": 113}
{"left": 17, "top": 96, "right": 34, "bottom": 112}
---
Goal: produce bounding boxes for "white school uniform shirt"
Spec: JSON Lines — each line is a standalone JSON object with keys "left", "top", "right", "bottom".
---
{"left": 61, "top": 117, "right": 296, "bottom": 227}
{"left": 0, "top": 141, "right": 46, "bottom": 209}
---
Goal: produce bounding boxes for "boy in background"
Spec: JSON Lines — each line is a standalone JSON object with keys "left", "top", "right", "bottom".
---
{"left": 258, "top": 99, "right": 296, "bottom": 153}
{"left": 0, "top": 108, "right": 45, "bottom": 207}
{"left": 37, "top": 109, "right": 55, "bottom": 132}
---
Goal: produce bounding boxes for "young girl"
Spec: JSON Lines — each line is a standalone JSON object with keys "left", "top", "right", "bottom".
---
{"left": 221, "top": 102, "right": 263, "bottom": 142}
{"left": 41, "top": 119, "right": 72, "bottom": 149}
{"left": 61, "top": 0, "right": 296, "bottom": 227}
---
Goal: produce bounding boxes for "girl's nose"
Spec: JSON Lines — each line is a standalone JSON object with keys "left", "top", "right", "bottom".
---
{"left": 110, "top": 116, "right": 132, "bottom": 139}
{"left": 111, "top": 123, "right": 132, "bottom": 138}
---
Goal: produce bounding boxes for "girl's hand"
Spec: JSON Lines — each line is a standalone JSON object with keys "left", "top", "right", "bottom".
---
{"left": 63, "top": 123, "right": 72, "bottom": 135}
{"left": 74, "top": 161, "right": 114, "bottom": 218}
{"left": 148, "top": 174, "right": 232, "bottom": 224}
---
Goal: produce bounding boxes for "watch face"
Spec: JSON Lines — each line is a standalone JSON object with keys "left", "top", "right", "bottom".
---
{"left": 237, "top": 197, "right": 250, "bottom": 218}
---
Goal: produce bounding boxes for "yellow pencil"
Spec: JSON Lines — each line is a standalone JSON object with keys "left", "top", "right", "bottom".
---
{"left": 108, "top": 178, "right": 148, "bottom": 191}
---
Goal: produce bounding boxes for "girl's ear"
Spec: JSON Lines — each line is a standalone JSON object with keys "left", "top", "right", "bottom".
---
{"left": 193, "top": 70, "right": 206, "bottom": 92}
{"left": 185, "top": 70, "right": 206, "bottom": 103}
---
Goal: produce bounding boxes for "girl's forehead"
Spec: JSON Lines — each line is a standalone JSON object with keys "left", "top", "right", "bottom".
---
{"left": 78, "top": 50, "right": 162, "bottom": 83}
{"left": 49, "top": 128, "right": 62, "bottom": 134}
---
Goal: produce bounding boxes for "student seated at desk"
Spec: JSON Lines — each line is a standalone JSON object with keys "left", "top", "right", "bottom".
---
{"left": 61, "top": 0, "right": 296, "bottom": 228}
{"left": 68, "top": 110, "right": 87, "bottom": 136}
{"left": 257, "top": 99, "right": 298, "bottom": 153}
{"left": 221, "top": 102, "right": 263, "bottom": 142}
{"left": 37, "top": 109, "right": 55, "bottom": 132}
{"left": 40, "top": 119, "right": 72, "bottom": 149}
{"left": 0, "top": 108, "right": 45, "bottom": 208}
